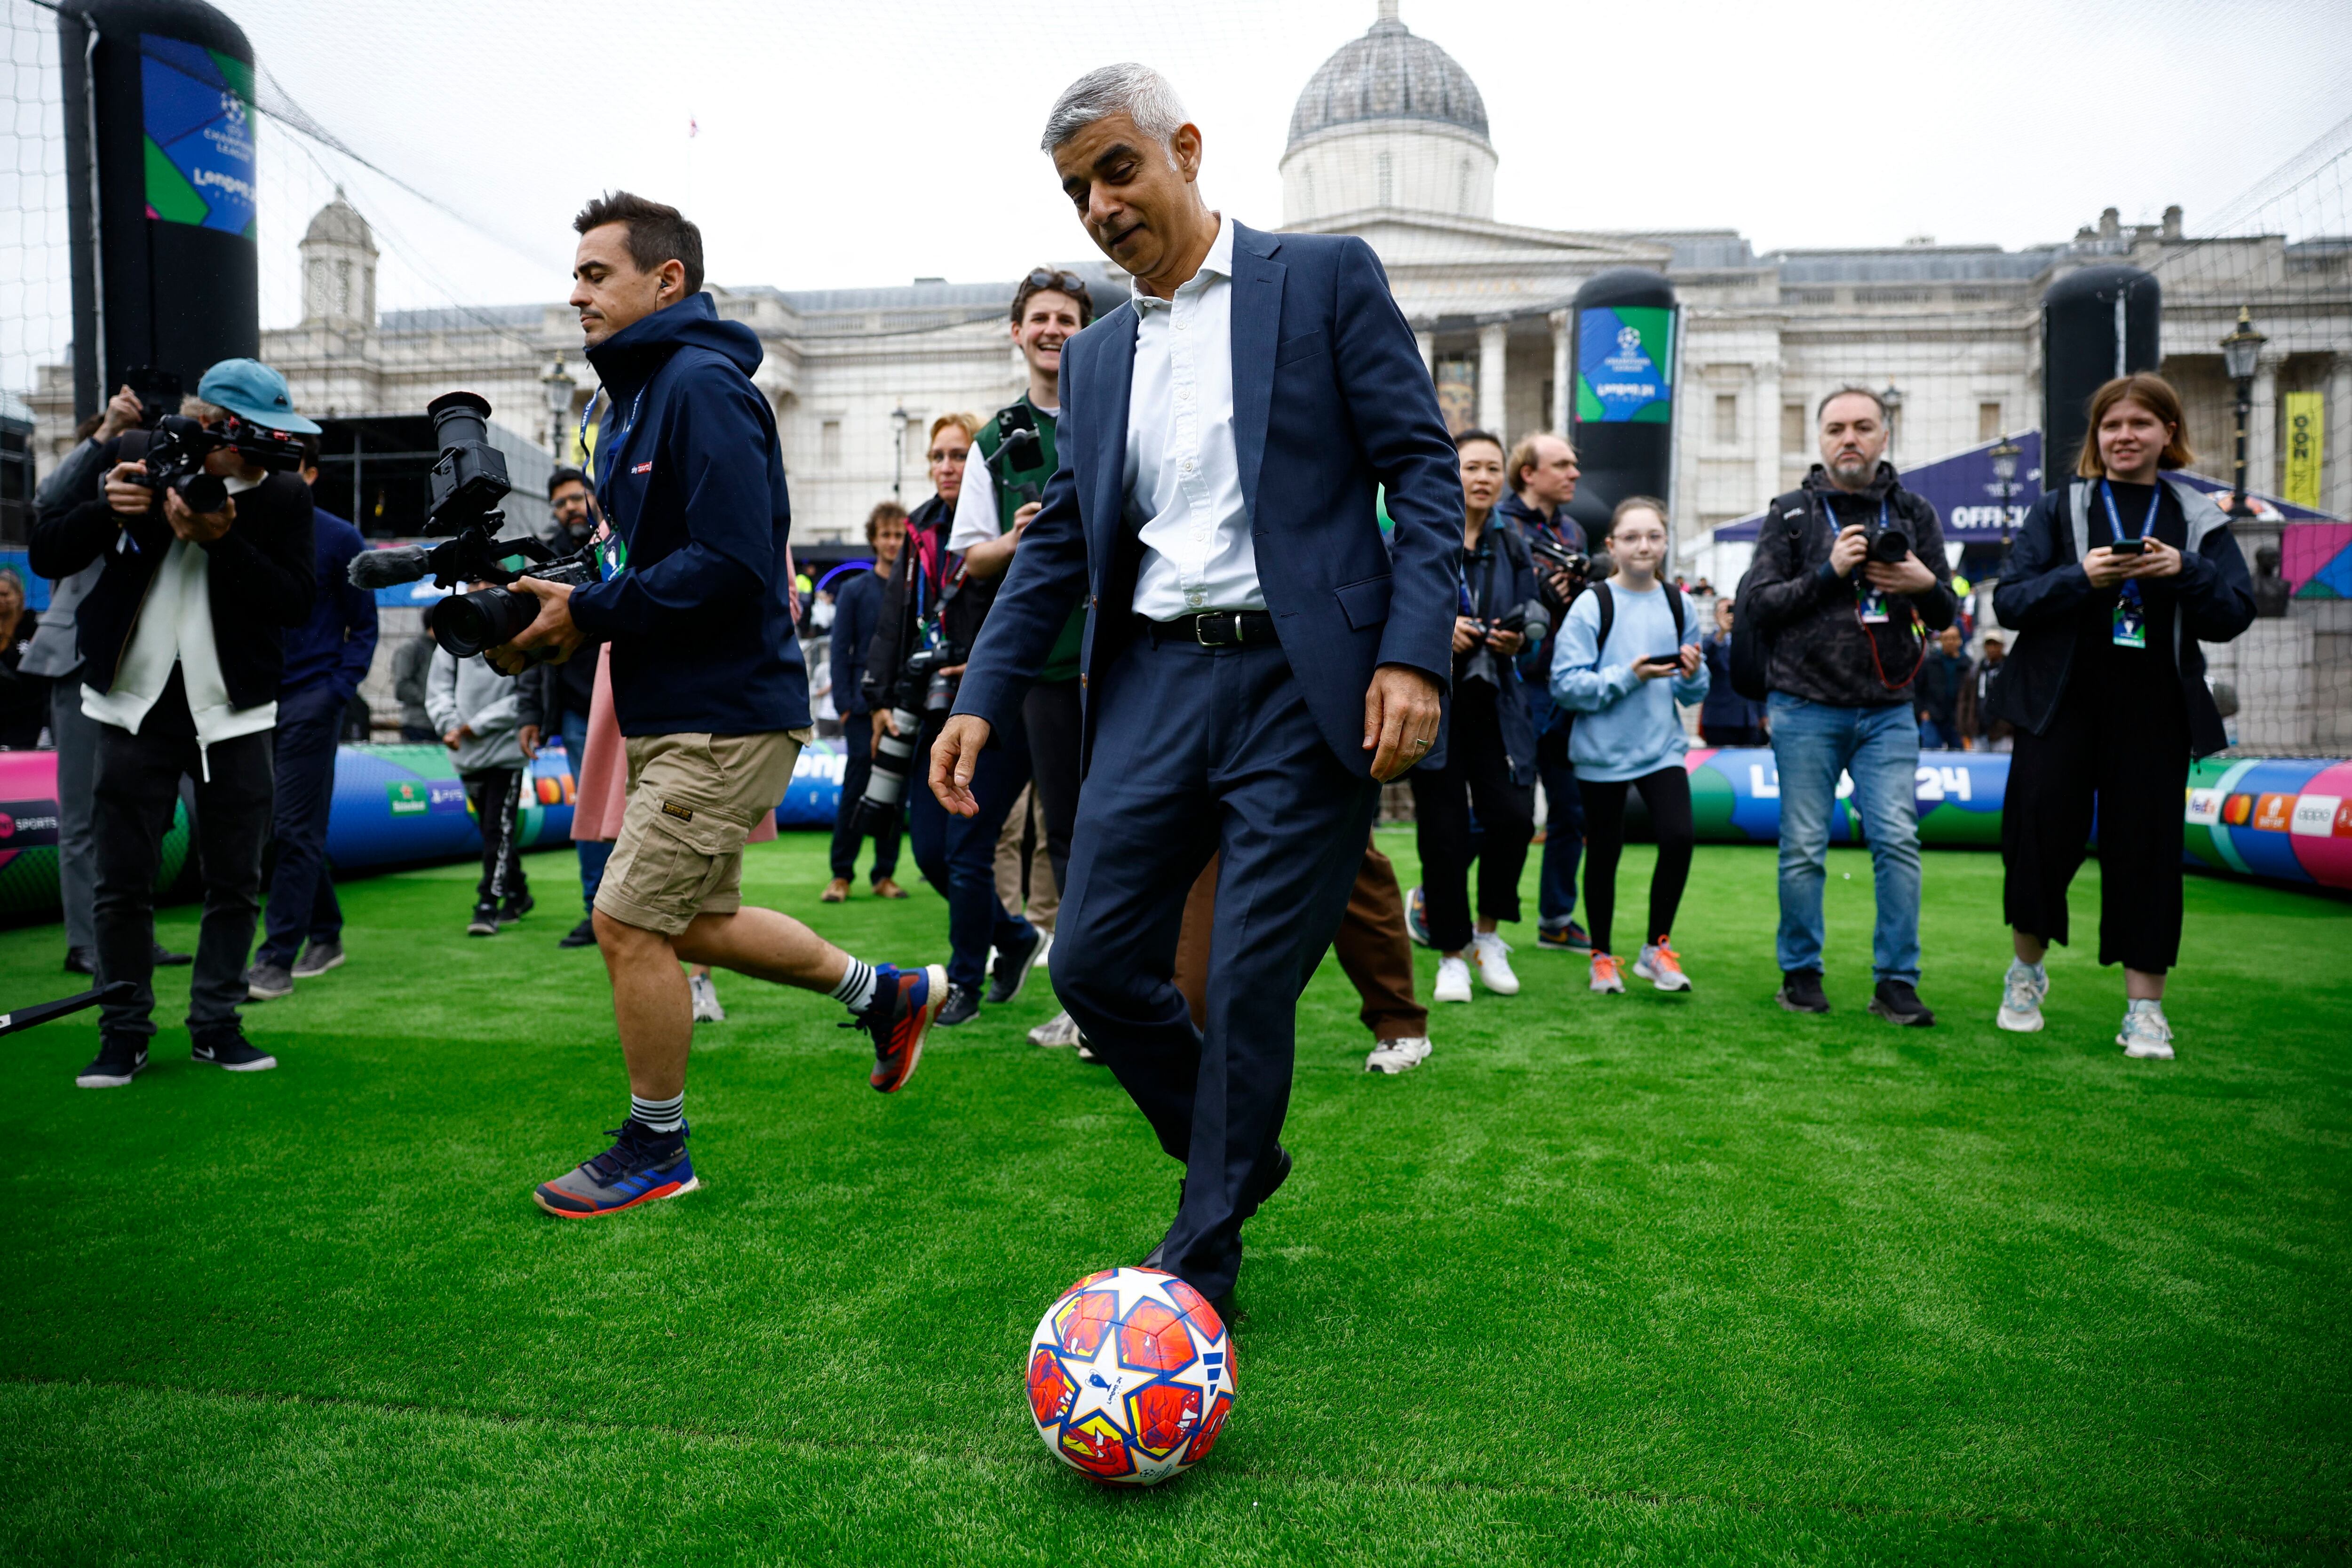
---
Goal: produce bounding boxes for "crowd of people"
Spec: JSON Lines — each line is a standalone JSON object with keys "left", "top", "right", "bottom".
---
{"left": 18, "top": 61, "right": 2261, "bottom": 1313}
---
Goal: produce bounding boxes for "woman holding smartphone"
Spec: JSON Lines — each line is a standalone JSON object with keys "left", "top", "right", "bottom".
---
{"left": 1550, "top": 497, "right": 1708, "bottom": 995}
{"left": 1987, "top": 374, "right": 2254, "bottom": 1058}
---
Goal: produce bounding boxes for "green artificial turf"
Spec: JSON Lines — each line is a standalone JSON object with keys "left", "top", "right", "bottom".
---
{"left": 1, "top": 832, "right": 2347, "bottom": 1565}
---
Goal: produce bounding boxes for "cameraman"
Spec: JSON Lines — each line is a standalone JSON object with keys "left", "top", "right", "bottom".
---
{"left": 30, "top": 360, "right": 319, "bottom": 1088}
{"left": 1496, "top": 431, "right": 1594, "bottom": 955}
{"left": 492, "top": 192, "right": 945, "bottom": 1218}
{"left": 865, "top": 414, "right": 1036, "bottom": 1028}
{"left": 1743, "top": 386, "right": 1956, "bottom": 1026}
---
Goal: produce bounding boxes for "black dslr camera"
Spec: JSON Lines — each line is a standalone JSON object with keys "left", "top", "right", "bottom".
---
{"left": 408, "top": 393, "right": 599, "bottom": 660}
{"left": 1864, "top": 518, "right": 1913, "bottom": 565}
{"left": 138, "top": 409, "right": 306, "bottom": 515}
{"left": 856, "top": 644, "right": 965, "bottom": 828}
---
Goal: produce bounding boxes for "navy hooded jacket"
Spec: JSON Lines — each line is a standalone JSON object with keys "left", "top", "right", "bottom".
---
{"left": 570, "top": 292, "right": 809, "bottom": 737}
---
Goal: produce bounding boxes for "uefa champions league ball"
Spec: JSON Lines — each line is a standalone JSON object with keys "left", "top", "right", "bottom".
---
{"left": 1025, "top": 1266, "right": 1236, "bottom": 1485}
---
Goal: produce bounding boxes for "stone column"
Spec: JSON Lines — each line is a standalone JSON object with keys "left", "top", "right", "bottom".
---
{"left": 2328, "top": 354, "right": 2352, "bottom": 519}
{"left": 1549, "top": 310, "right": 1571, "bottom": 437}
{"left": 1478, "top": 321, "right": 1509, "bottom": 437}
{"left": 1415, "top": 329, "right": 1435, "bottom": 377}
{"left": 2251, "top": 358, "right": 2280, "bottom": 500}
{"left": 1753, "top": 359, "right": 1783, "bottom": 514}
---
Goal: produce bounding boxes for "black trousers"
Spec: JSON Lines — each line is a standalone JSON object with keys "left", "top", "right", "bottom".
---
{"left": 828, "top": 714, "right": 903, "bottom": 882}
{"left": 463, "top": 768, "right": 528, "bottom": 909}
{"left": 254, "top": 682, "right": 345, "bottom": 967}
{"left": 1406, "top": 682, "right": 1534, "bottom": 953}
{"left": 1577, "top": 765, "right": 1695, "bottom": 957}
{"left": 1023, "top": 677, "right": 1082, "bottom": 897}
{"left": 2002, "top": 675, "right": 2189, "bottom": 972}
{"left": 93, "top": 723, "right": 275, "bottom": 1045}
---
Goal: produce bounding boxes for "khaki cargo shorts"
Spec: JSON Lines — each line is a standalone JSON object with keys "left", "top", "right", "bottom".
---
{"left": 595, "top": 728, "right": 810, "bottom": 936}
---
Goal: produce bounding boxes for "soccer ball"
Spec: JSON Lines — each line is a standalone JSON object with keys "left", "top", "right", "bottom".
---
{"left": 1024, "top": 1266, "right": 1236, "bottom": 1485}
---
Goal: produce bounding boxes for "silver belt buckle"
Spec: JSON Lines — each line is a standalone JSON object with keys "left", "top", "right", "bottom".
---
{"left": 1195, "top": 612, "right": 1234, "bottom": 647}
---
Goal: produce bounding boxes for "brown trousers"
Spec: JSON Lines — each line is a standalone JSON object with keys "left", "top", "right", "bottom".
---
{"left": 1174, "top": 831, "right": 1427, "bottom": 1043}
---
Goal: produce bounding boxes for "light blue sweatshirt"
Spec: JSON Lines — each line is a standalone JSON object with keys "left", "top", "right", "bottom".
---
{"left": 1549, "top": 581, "right": 1709, "bottom": 782}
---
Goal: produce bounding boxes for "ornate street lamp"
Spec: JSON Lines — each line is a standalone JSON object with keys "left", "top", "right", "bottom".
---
{"left": 890, "top": 403, "right": 912, "bottom": 502}
{"left": 2219, "top": 307, "right": 2267, "bottom": 520}
{"left": 540, "top": 357, "right": 576, "bottom": 465}
{"left": 1989, "top": 432, "right": 2022, "bottom": 545}
{"left": 1879, "top": 383, "right": 1903, "bottom": 459}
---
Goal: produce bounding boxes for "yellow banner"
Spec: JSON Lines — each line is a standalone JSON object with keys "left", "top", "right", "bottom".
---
{"left": 2282, "top": 391, "right": 2324, "bottom": 510}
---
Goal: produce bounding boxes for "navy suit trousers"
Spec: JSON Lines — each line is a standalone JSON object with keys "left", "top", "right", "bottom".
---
{"left": 908, "top": 708, "right": 1033, "bottom": 992}
{"left": 256, "top": 682, "right": 346, "bottom": 967}
{"left": 1051, "top": 634, "right": 1378, "bottom": 1300}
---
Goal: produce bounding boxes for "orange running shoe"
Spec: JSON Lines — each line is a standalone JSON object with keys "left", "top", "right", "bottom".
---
{"left": 1634, "top": 941, "right": 1692, "bottom": 993}
{"left": 1589, "top": 952, "right": 1625, "bottom": 994}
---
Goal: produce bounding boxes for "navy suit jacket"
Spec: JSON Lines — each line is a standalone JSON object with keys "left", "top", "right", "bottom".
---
{"left": 952, "top": 222, "right": 1460, "bottom": 778}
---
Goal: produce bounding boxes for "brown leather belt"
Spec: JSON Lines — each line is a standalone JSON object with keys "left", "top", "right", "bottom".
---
{"left": 1140, "top": 610, "right": 1280, "bottom": 647}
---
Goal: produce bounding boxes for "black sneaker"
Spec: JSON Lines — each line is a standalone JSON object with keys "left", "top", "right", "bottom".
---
{"left": 1869, "top": 979, "right": 1936, "bottom": 1027}
{"left": 292, "top": 940, "right": 346, "bottom": 979}
{"left": 191, "top": 1029, "right": 278, "bottom": 1073}
{"left": 467, "top": 902, "right": 500, "bottom": 937}
{"left": 558, "top": 918, "right": 598, "bottom": 949}
{"left": 243, "top": 961, "right": 294, "bottom": 1001}
{"left": 1777, "top": 969, "right": 1831, "bottom": 1013}
{"left": 76, "top": 1037, "right": 148, "bottom": 1089}
{"left": 64, "top": 947, "right": 95, "bottom": 976}
{"left": 936, "top": 983, "right": 981, "bottom": 1028}
{"left": 499, "top": 892, "right": 536, "bottom": 926}
{"left": 984, "top": 928, "right": 1044, "bottom": 1005}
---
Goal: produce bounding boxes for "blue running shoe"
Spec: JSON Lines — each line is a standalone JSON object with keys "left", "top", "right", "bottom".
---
{"left": 534, "top": 1120, "right": 699, "bottom": 1218}
{"left": 849, "top": 963, "right": 948, "bottom": 1093}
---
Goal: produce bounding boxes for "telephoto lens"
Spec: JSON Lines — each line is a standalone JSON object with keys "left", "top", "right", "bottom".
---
{"left": 858, "top": 707, "right": 924, "bottom": 828}
{"left": 426, "top": 584, "right": 533, "bottom": 658}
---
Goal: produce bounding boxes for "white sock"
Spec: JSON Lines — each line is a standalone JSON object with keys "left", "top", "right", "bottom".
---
{"left": 630, "top": 1091, "right": 685, "bottom": 1135}
{"left": 831, "top": 958, "right": 878, "bottom": 1013}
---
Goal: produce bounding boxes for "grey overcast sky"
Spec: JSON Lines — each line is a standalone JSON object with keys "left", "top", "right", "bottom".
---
{"left": 84, "top": 0, "right": 2352, "bottom": 326}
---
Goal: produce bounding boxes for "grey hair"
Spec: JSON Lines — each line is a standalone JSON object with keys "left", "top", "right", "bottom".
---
{"left": 1814, "top": 384, "right": 1888, "bottom": 423}
{"left": 1040, "top": 63, "right": 1190, "bottom": 157}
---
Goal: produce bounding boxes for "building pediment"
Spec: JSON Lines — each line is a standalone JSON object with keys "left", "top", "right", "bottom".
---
{"left": 1282, "top": 208, "right": 1672, "bottom": 271}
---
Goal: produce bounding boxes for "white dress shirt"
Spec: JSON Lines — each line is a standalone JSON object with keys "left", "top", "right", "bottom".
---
{"left": 1125, "top": 216, "right": 1262, "bottom": 619}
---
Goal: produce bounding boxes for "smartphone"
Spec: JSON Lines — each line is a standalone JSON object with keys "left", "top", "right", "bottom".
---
{"left": 1637, "top": 653, "right": 1683, "bottom": 672}
{"left": 2108, "top": 538, "right": 2147, "bottom": 557}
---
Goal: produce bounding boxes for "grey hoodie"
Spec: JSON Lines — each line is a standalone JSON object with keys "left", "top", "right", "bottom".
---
{"left": 424, "top": 646, "right": 525, "bottom": 773}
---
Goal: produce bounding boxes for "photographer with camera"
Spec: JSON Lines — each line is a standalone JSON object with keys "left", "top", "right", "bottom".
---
{"left": 243, "top": 437, "right": 379, "bottom": 999}
{"left": 31, "top": 359, "right": 319, "bottom": 1088}
{"left": 951, "top": 268, "right": 1092, "bottom": 1028}
{"left": 864, "top": 413, "right": 1037, "bottom": 1028}
{"left": 821, "top": 501, "right": 909, "bottom": 905}
{"left": 1409, "top": 430, "right": 1548, "bottom": 1006}
{"left": 1742, "top": 386, "right": 1956, "bottom": 1026}
{"left": 483, "top": 192, "right": 944, "bottom": 1216}
{"left": 1496, "top": 431, "right": 1595, "bottom": 956}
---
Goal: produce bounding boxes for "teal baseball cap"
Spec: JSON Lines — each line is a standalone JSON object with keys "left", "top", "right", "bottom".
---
{"left": 195, "top": 358, "right": 320, "bottom": 435}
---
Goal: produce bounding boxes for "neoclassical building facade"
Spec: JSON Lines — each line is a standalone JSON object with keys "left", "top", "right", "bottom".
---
{"left": 33, "top": 4, "right": 2352, "bottom": 561}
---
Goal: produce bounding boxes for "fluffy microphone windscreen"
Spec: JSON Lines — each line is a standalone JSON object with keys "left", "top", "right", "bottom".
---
{"left": 347, "top": 544, "right": 430, "bottom": 589}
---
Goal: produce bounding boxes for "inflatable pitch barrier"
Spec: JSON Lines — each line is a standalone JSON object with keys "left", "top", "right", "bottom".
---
{"left": 0, "top": 737, "right": 854, "bottom": 919}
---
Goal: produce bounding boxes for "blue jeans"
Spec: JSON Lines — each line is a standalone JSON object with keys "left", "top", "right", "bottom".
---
{"left": 1535, "top": 723, "right": 1583, "bottom": 928}
{"left": 907, "top": 713, "right": 1034, "bottom": 992}
{"left": 1768, "top": 693, "right": 1922, "bottom": 983}
{"left": 558, "top": 711, "right": 611, "bottom": 915}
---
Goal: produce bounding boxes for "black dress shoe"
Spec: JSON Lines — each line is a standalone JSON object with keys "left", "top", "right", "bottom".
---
{"left": 64, "top": 947, "right": 95, "bottom": 975}
{"left": 152, "top": 943, "right": 192, "bottom": 967}
{"left": 984, "top": 927, "right": 1044, "bottom": 1005}
{"left": 935, "top": 984, "right": 981, "bottom": 1027}
{"left": 1208, "top": 1292, "right": 1239, "bottom": 1327}
{"left": 558, "top": 918, "right": 598, "bottom": 949}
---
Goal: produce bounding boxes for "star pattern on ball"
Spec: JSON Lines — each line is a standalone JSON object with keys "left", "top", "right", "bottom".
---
{"left": 1026, "top": 1266, "right": 1237, "bottom": 1487}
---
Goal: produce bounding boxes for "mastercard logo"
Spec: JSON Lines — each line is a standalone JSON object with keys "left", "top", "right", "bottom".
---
{"left": 2222, "top": 793, "right": 2255, "bottom": 826}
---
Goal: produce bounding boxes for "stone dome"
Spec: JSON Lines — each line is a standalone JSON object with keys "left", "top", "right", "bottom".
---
{"left": 303, "top": 196, "right": 375, "bottom": 252}
{"left": 1286, "top": 4, "right": 1490, "bottom": 156}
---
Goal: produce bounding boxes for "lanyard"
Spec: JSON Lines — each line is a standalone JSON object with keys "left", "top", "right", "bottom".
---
{"left": 2098, "top": 479, "right": 2160, "bottom": 608}
{"left": 1820, "top": 492, "right": 1889, "bottom": 536}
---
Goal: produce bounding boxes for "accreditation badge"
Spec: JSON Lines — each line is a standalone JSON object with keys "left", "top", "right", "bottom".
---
{"left": 2112, "top": 598, "right": 2146, "bottom": 649}
{"left": 1859, "top": 585, "right": 1891, "bottom": 625}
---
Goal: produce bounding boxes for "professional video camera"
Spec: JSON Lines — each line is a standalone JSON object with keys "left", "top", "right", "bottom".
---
{"left": 855, "top": 643, "right": 964, "bottom": 828}
{"left": 985, "top": 403, "right": 1048, "bottom": 510}
{"left": 136, "top": 408, "right": 307, "bottom": 515}
{"left": 347, "top": 392, "right": 599, "bottom": 661}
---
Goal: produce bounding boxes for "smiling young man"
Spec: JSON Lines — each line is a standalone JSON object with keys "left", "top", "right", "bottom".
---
{"left": 493, "top": 191, "right": 945, "bottom": 1218}
{"left": 1741, "top": 386, "right": 1957, "bottom": 1026}
{"left": 928, "top": 65, "right": 1459, "bottom": 1315}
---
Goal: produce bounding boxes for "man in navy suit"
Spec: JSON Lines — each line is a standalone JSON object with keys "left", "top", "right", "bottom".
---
{"left": 930, "top": 64, "right": 1459, "bottom": 1310}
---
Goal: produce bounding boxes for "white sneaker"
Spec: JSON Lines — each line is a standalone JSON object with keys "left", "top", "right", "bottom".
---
{"left": 1633, "top": 942, "right": 1692, "bottom": 992}
{"left": 1028, "top": 1009, "right": 1083, "bottom": 1048}
{"left": 2118, "top": 1000, "right": 2174, "bottom": 1059}
{"left": 1031, "top": 930, "right": 1055, "bottom": 971}
{"left": 690, "top": 973, "right": 726, "bottom": 1024}
{"left": 1364, "top": 1036, "right": 1432, "bottom": 1074}
{"left": 1997, "top": 960, "right": 2048, "bottom": 1033}
{"left": 1433, "top": 955, "right": 1473, "bottom": 1003}
{"left": 1470, "top": 931, "right": 1519, "bottom": 995}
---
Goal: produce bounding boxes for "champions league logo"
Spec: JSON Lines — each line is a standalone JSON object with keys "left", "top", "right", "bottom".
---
{"left": 1605, "top": 324, "right": 1650, "bottom": 374}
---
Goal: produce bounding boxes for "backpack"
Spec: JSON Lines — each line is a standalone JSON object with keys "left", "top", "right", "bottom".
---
{"left": 1587, "top": 579, "right": 1685, "bottom": 665}
{"left": 1728, "top": 502, "right": 1808, "bottom": 700}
